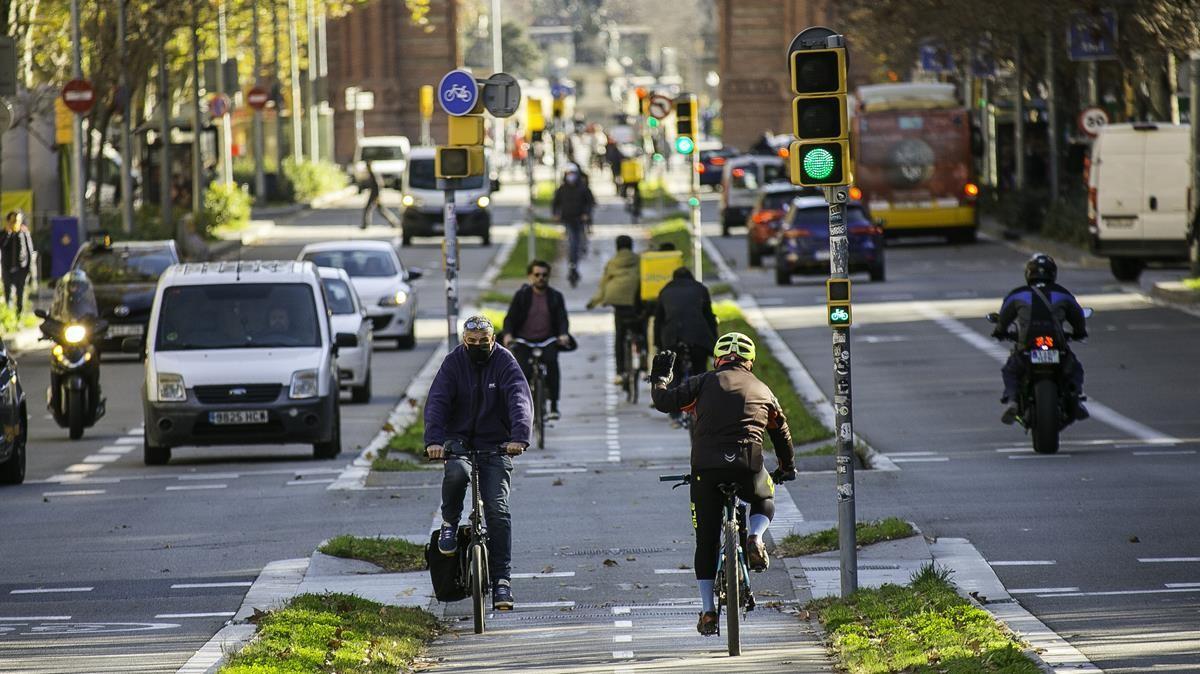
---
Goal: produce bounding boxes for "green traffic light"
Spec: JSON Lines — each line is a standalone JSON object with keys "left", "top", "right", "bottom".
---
{"left": 803, "top": 147, "right": 836, "bottom": 180}
{"left": 648, "top": 117, "right": 659, "bottom": 128}
{"left": 652, "top": 153, "right": 664, "bottom": 162}
{"left": 675, "top": 136, "right": 695, "bottom": 154}
{"left": 688, "top": 197, "right": 700, "bottom": 207}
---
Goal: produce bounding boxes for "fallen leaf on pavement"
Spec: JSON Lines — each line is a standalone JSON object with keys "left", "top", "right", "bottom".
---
{"left": 552, "top": 478, "right": 564, "bottom": 486}
{"left": 603, "top": 559, "right": 619, "bottom": 567}
{"left": 542, "top": 565, "right": 555, "bottom": 574}
{"left": 625, "top": 556, "right": 636, "bottom": 561}
{"left": 1129, "top": 535, "right": 1140, "bottom": 543}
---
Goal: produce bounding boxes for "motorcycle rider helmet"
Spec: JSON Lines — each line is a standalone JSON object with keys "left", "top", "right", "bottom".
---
{"left": 1024, "top": 253, "right": 1057, "bottom": 285}
{"left": 53, "top": 269, "right": 99, "bottom": 321}
{"left": 713, "top": 331, "right": 756, "bottom": 363}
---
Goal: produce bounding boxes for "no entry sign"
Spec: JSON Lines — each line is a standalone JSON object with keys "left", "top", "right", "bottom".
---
{"left": 246, "top": 86, "right": 269, "bottom": 110}
{"left": 61, "top": 79, "right": 95, "bottom": 115}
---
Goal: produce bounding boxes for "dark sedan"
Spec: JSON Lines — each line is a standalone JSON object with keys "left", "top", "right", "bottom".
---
{"left": 697, "top": 147, "right": 738, "bottom": 189}
{"left": 71, "top": 240, "right": 179, "bottom": 353}
{"left": 774, "top": 197, "right": 885, "bottom": 285}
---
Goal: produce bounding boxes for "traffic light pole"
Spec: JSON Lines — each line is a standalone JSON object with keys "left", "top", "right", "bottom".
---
{"left": 441, "top": 180, "right": 460, "bottom": 346}
{"left": 824, "top": 184, "right": 857, "bottom": 596}
{"left": 526, "top": 151, "right": 536, "bottom": 266}
{"left": 691, "top": 150, "right": 702, "bottom": 278}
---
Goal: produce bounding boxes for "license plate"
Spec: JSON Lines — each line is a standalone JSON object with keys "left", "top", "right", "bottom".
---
{"left": 108, "top": 323, "right": 144, "bottom": 337}
{"left": 1103, "top": 217, "right": 1136, "bottom": 228}
{"left": 813, "top": 250, "right": 830, "bottom": 261}
{"left": 209, "top": 410, "right": 268, "bottom": 425}
{"left": 1030, "top": 350, "right": 1060, "bottom": 364}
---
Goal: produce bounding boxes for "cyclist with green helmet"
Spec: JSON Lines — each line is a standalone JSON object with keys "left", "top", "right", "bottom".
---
{"left": 649, "top": 331, "right": 797, "bottom": 636}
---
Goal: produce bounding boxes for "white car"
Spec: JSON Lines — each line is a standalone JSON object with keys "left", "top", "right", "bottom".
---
{"left": 298, "top": 241, "right": 421, "bottom": 349}
{"left": 318, "top": 267, "right": 374, "bottom": 403}
{"left": 353, "top": 135, "right": 411, "bottom": 190}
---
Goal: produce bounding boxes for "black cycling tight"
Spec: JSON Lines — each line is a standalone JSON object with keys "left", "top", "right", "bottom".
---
{"left": 690, "top": 468, "right": 775, "bottom": 580}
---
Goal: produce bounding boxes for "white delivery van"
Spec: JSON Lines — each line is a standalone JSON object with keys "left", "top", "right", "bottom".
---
{"left": 399, "top": 147, "right": 497, "bottom": 246}
{"left": 1088, "top": 122, "right": 1191, "bottom": 281}
{"left": 138, "top": 260, "right": 356, "bottom": 465}
{"left": 353, "top": 136, "right": 411, "bottom": 190}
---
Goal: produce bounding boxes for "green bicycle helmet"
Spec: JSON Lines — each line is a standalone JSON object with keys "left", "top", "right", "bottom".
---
{"left": 713, "top": 331, "right": 756, "bottom": 362}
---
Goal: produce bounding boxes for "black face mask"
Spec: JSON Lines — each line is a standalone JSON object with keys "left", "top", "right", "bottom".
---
{"left": 466, "top": 344, "right": 492, "bottom": 365}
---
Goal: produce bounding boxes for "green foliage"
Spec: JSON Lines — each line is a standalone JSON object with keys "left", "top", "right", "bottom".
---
{"left": 372, "top": 414, "right": 426, "bottom": 471}
{"left": 648, "top": 217, "right": 717, "bottom": 280}
{"left": 1184, "top": 278, "right": 1200, "bottom": 290}
{"left": 98, "top": 205, "right": 179, "bottom": 241}
{"left": 1038, "top": 192, "right": 1089, "bottom": 247}
{"left": 711, "top": 300, "right": 830, "bottom": 444}
{"left": 778, "top": 518, "right": 916, "bottom": 557}
{"left": 218, "top": 592, "right": 438, "bottom": 673}
{"left": 810, "top": 564, "right": 1040, "bottom": 674}
{"left": 0, "top": 303, "right": 39, "bottom": 335}
{"left": 639, "top": 179, "right": 681, "bottom": 210}
{"left": 197, "top": 182, "right": 252, "bottom": 234}
{"left": 283, "top": 159, "right": 350, "bottom": 203}
{"left": 319, "top": 535, "right": 427, "bottom": 573}
{"left": 532, "top": 181, "right": 556, "bottom": 207}
{"left": 501, "top": 223, "right": 563, "bottom": 280}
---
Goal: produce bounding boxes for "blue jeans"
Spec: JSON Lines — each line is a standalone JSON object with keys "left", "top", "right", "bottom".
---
{"left": 565, "top": 220, "right": 587, "bottom": 267}
{"left": 441, "top": 452, "right": 514, "bottom": 582}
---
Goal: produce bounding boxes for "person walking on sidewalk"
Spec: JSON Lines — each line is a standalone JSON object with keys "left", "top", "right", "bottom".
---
{"left": 503, "top": 260, "right": 572, "bottom": 420}
{"left": 425, "top": 315, "right": 532, "bottom": 611}
{"left": 551, "top": 164, "right": 595, "bottom": 288}
{"left": 587, "top": 235, "right": 642, "bottom": 384}
{"left": 654, "top": 266, "right": 718, "bottom": 425}
{"left": 361, "top": 160, "right": 401, "bottom": 230}
{"left": 2, "top": 211, "right": 34, "bottom": 314}
{"left": 649, "top": 332, "right": 797, "bottom": 636}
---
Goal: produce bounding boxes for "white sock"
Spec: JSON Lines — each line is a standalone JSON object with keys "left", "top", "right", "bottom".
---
{"left": 749, "top": 514, "right": 770, "bottom": 539}
{"left": 698, "top": 579, "right": 715, "bottom": 612}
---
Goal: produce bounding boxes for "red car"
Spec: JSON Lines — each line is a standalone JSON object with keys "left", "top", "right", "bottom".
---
{"left": 745, "top": 184, "right": 820, "bottom": 267}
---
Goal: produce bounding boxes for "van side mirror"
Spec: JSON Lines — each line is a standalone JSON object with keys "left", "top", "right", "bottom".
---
{"left": 335, "top": 332, "right": 359, "bottom": 349}
{"left": 405, "top": 268, "right": 424, "bottom": 281}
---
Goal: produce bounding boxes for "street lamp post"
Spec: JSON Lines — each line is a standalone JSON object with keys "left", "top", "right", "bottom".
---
{"left": 116, "top": 0, "right": 134, "bottom": 233}
{"left": 217, "top": 0, "right": 233, "bottom": 186}
{"left": 69, "top": 0, "right": 84, "bottom": 240}
{"left": 252, "top": 1, "right": 267, "bottom": 204}
{"left": 491, "top": 0, "right": 504, "bottom": 162}
{"left": 287, "top": 0, "right": 303, "bottom": 162}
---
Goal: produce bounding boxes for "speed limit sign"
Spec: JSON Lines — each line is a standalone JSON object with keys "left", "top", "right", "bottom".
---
{"left": 1078, "top": 107, "right": 1109, "bottom": 138}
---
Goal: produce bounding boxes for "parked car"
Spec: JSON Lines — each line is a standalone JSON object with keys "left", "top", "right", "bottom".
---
{"left": 775, "top": 196, "right": 886, "bottom": 285}
{"left": 1087, "top": 122, "right": 1191, "bottom": 281}
{"left": 317, "top": 266, "right": 373, "bottom": 403}
{"left": 746, "top": 184, "right": 821, "bottom": 267}
{"left": 697, "top": 146, "right": 739, "bottom": 189}
{"left": 720, "top": 154, "right": 787, "bottom": 236}
{"left": 353, "top": 136, "right": 411, "bottom": 190}
{"left": 138, "top": 260, "right": 352, "bottom": 465}
{"left": 71, "top": 239, "right": 179, "bottom": 355}
{"left": 0, "top": 342, "right": 28, "bottom": 484}
{"left": 399, "top": 147, "right": 496, "bottom": 246}
{"left": 298, "top": 240, "right": 420, "bottom": 349}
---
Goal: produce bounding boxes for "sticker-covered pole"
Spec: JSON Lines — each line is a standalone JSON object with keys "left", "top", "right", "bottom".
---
{"left": 444, "top": 184, "right": 459, "bottom": 346}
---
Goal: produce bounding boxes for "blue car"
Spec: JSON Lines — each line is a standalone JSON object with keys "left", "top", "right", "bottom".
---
{"left": 774, "top": 196, "right": 886, "bottom": 285}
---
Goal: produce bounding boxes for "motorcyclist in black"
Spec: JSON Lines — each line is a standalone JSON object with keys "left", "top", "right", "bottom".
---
{"left": 993, "top": 254, "right": 1088, "bottom": 424}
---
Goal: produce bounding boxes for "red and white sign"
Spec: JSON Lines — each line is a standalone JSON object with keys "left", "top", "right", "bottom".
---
{"left": 1078, "top": 107, "right": 1109, "bottom": 138}
{"left": 61, "top": 79, "right": 96, "bottom": 115}
{"left": 208, "top": 94, "right": 232, "bottom": 118}
{"left": 648, "top": 94, "right": 672, "bottom": 120}
{"left": 246, "top": 86, "right": 270, "bottom": 110}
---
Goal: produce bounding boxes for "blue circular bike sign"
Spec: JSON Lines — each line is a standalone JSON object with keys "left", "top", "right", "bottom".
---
{"left": 438, "top": 69, "right": 479, "bottom": 117}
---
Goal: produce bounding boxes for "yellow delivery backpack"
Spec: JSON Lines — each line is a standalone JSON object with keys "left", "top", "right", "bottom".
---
{"left": 639, "top": 250, "right": 684, "bottom": 302}
{"left": 620, "top": 157, "right": 644, "bottom": 185}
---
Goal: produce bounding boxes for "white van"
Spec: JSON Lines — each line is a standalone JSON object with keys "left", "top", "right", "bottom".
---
{"left": 1088, "top": 122, "right": 1191, "bottom": 281}
{"left": 138, "top": 260, "right": 356, "bottom": 465}
{"left": 353, "top": 136, "right": 411, "bottom": 190}
{"left": 399, "top": 147, "right": 496, "bottom": 246}
{"left": 720, "top": 154, "right": 787, "bottom": 236}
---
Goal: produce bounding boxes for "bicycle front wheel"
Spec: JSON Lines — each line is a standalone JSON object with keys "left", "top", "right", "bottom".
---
{"left": 471, "top": 542, "right": 487, "bottom": 634}
{"left": 624, "top": 338, "right": 638, "bottom": 404}
{"left": 534, "top": 373, "right": 546, "bottom": 449}
{"left": 723, "top": 520, "right": 741, "bottom": 656}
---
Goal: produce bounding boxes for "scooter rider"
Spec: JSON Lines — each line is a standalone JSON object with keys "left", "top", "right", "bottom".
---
{"left": 993, "top": 254, "right": 1088, "bottom": 424}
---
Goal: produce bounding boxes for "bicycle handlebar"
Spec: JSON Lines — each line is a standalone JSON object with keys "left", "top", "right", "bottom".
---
{"left": 659, "top": 474, "right": 691, "bottom": 489}
{"left": 511, "top": 337, "right": 558, "bottom": 348}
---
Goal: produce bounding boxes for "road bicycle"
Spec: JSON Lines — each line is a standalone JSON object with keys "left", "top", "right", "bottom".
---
{"left": 619, "top": 319, "right": 646, "bottom": 404}
{"left": 512, "top": 337, "right": 556, "bottom": 449}
{"left": 660, "top": 473, "right": 755, "bottom": 656}
{"left": 444, "top": 439, "right": 506, "bottom": 634}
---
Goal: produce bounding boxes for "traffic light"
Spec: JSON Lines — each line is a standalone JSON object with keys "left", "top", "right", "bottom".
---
{"left": 826, "top": 278, "right": 852, "bottom": 327}
{"left": 526, "top": 97, "right": 545, "bottom": 141}
{"left": 436, "top": 145, "right": 484, "bottom": 179}
{"left": 675, "top": 93, "right": 697, "bottom": 155}
{"left": 448, "top": 115, "right": 485, "bottom": 146}
{"left": 789, "top": 46, "right": 852, "bottom": 186}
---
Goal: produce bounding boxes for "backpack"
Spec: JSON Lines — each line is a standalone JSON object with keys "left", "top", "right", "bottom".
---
{"left": 425, "top": 526, "right": 472, "bottom": 602}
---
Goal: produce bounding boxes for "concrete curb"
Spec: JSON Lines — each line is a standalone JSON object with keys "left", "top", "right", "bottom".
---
{"left": 1151, "top": 280, "right": 1200, "bottom": 305}
{"left": 699, "top": 235, "right": 899, "bottom": 471}
{"left": 979, "top": 217, "right": 1109, "bottom": 270}
{"left": 310, "top": 185, "right": 358, "bottom": 209}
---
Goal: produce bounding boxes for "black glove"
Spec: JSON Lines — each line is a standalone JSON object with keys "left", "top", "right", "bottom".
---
{"left": 771, "top": 467, "right": 797, "bottom": 483}
{"left": 650, "top": 350, "right": 676, "bottom": 384}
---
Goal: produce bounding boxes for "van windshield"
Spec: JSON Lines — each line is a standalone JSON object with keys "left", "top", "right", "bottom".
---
{"left": 303, "top": 250, "right": 399, "bottom": 278}
{"left": 362, "top": 146, "right": 406, "bottom": 161}
{"left": 408, "top": 158, "right": 484, "bottom": 190}
{"left": 156, "top": 283, "right": 321, "bottom": 350}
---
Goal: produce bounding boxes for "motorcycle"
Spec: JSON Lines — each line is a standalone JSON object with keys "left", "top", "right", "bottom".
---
{"left": 35, "top": 271, "right": 108, "bottom": 440}
{"left": 987, "top": 308, "right": 1092, "bottom": 454}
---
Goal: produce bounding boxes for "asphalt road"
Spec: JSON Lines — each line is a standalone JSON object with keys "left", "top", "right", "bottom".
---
{"left": 708, "top": 212, "right": 1200, "bottom": 673}
{"left": 0, "top": 191, "right": 513, "bottom": 673}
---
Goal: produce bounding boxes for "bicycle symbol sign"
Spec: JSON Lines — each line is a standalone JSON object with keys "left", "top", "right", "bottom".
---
{"left": 438, "top": 69, "right": 479, "bottom": 117}
{"left": 830, "top": 308, "right": 850, "bottom": 322}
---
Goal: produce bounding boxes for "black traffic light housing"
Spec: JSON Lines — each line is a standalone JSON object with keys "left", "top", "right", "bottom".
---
{"left": 436, "top": 146, "right": 484, "bottom": 179}
{"left": 789, "top": 43, "right": 852, "bottom": 187}
{"left": 675, "top": 93, "right": 698, "bottom": 154}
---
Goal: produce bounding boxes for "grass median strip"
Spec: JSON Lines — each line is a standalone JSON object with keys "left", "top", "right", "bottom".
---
{"left": 649, "top": 218, "right": 718, "bottom": 280}
{"left": 319, "top": 535, "right": 427, "bottom": 572}
{"left": 372, "top": 415, "right": 428, "bottom": 471}
{"left": 218, "top": 592, "right": 439, "bottom": 674}
{"left": 501, "top": 222, "right": 564, "bottom": 279}
{"left": 778, "top": 517, "right": 915, "bottom": 557}
{"left": 811, "top": 564, "right": 1040, "bottom": 674}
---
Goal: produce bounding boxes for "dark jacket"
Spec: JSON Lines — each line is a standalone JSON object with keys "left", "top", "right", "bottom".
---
{"left": 652, "top": 360, "right": 794, "bottom": 473}
{"left": 551, "top": 181, "right": 595, "bottom": 222}
{"left": 504, "top": 284, "right": 569, "bottom": 339}
{"left": 424, "top": 344, "right": 533, "bottom": 449}
{"left": 654, "top": 270, "right": 718, "bottom": 352}
{"left": 1, "top": 228, "right": 34, "bottom": 275}
{"left": 996, "top": 282, "right": 1087, "bottom": 346}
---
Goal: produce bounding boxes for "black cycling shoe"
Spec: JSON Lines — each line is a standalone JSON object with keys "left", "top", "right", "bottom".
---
{"left": 747, "top": 535, "right": 769, "bottom": 572}
{"left": 492, "top": 579, "right": 514, "bottom": 611}
{"left": 1000, "top": 407, "right": 1019, "bottom": 425}
{"left": 696, "top": 611, "right": 719, "bottom": 636}
{"left": 547, "top": 406, "right": 561, "bottom": 421}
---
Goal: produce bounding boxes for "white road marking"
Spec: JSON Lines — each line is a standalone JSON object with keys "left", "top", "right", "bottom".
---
{"left": 890, "top": 457, "right": 950, "bottom": 463}
{"left": 172, "top": 582, "right": 255, "bottom": 589}
{"left": 613, "top": 620, "right": 632, "bottom": 628}
{"left": 286, "top": 478, "right": 336, "bottom": 486}
{"left": 612, "top": 650, "right": 634, "bottom": 659}
{"left": 0, "top": 615, "right": 71, "bottom": 621}
{"left": 887, "top": 451, "right": 939, "bottom": 457}
{"left": 1038, "top": 587, "right": 1200, "bottom": 598}
{"left": 64, "top": 464, "right": 102, "bottom": 473}
{"left": 178, "top": 473, "right": 240, "bottom": 481}
{"left": 10, "top": 587, "right": 93, "bottom": 594}
{"left": 1010, "top": 587, "right": 1080, "bottom": 594}
{"left": 165, "top": 484, "right": 228, "bottom": 491}
{"left": 653, "top": 569, "right": 692, "bottom": 575}
{"left": 83, "top": 454, "right": 121, "bottom": 464}
{"left": 155, "top": 612, "right": 236, "bottom": 619}
{"left": 612, "top": 607, "right": 631, "bottom": 615}
{"left": 990, "top": 560, "right": 1057, "bottom": 566}
{"left": 516, "top": 601, "right": 575, "bottom": 609}
{"left": 510, "top": 572, "right": 575, "bottom": 579}
{"left": 115, "top": 437, "right": 142, "bottom": 445}
{"left": 98, "top": 446, "right": 134, "bottom": 454}
{"left": 127, "top": 428, "right": 144, "bottom": 436}
{"left": 1139, "top": 557, "right": 1200, "bottom": 563}
{"left": 995, "top": 448, "right": 1032, "bottom": 453}
{"left": 41, "top": 490, "right": 106, "bottom": 498}
{"left": 613, "top": 634, "right": 632, "bottom": 643}
{"left": 1008, "top": 454, "right": 1072, "bottom": 460}
{"left": 1133, "top": 450, "right": 1196, "bottom": 456}
{"left": 525, "top": 468, "right": 587, "bottom": 475}
{"left": 1164, "top": 583, "right": 1200, "bottom": 589}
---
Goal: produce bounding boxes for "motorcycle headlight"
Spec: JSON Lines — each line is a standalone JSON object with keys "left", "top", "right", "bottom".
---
{"left": 402, "top": 194, "right": 415, "bottom": 207}
{"left": 476, "top": 195, "right": 491, "bottom": 208}
{"left": 64, "top": 324, "right": 87, "bottom": 344}
{"left": 52, "top": 344, "right": 64, "bottom": 361}
{"left": 157, "top": 372, "right": 186, "bottom": 402}
{"left": 289, "top": 369, "right": 319, "bottom": 399}
{"left": 380, "top": 290, "right": 409, "bottom": 306}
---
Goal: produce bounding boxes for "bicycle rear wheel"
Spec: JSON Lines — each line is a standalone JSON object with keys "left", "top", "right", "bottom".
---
{"left": 471, "top": 542, "right": 487, "bottom": 634}
{"left": 723, "top": 521, "right": 741, "bottom": 656}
